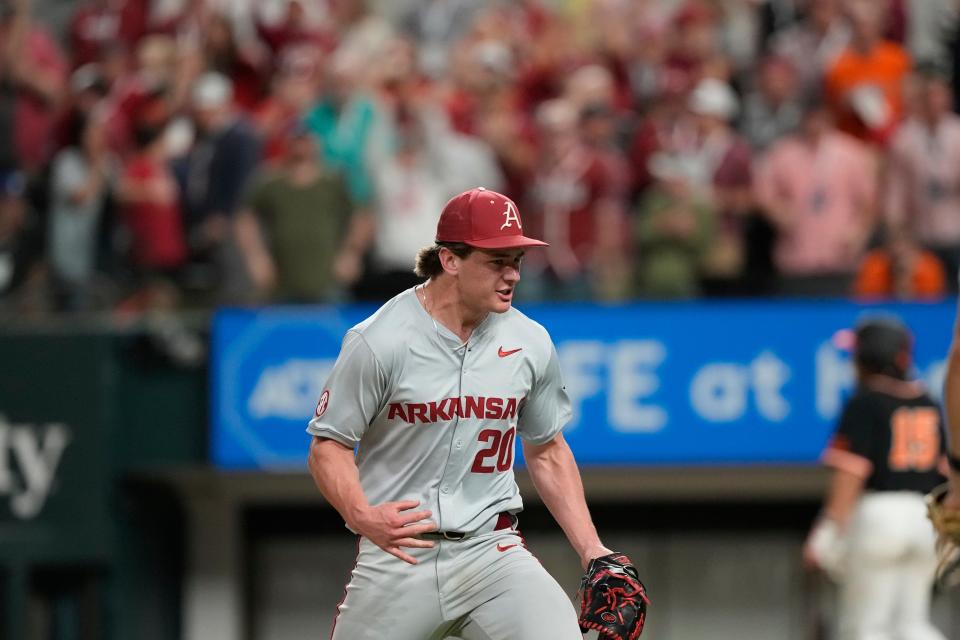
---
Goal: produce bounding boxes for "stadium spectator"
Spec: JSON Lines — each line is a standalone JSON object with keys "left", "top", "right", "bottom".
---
{"left": 328, "top": 0, "right": 396, "bottom": 73}
{"left": 8, "top": 0, "right": 960, "bottom": 314}
{"left": 633, "top": 152, "right": 715, "bottom": 299}
{"left": 624, "top": 4, "right": 673, "bottom": 108}
{"left": 824, "top": 1, "right": 911, "bottom": 143}
{"left": 62, "top": 63, "right": 111, "bottom": 129}
{"left": 755, "top": 0, "right": 803, "bottom": 53}
{"left": 665, "top": 1, "right": 730, "bottom": 89}
{"left": 770, "top": 0, "right": 850, "bottom": 95}
{"left": 254, "top": 45, "right": 323, "bottom": 164}
{"left": 358, "top": 91, "right": 503, "bottom": 301}
{"left": 740, "top": 55, "right": 804, "bottom": 151}
{"left": 178, "top": 71, "right": 260, "bottom": 302}
{"left": 571, "top": 2, "right": 637, "bottom": 115}
{"left": 0, "top": 170, "right": 36, "bottom": 300}
{"left": 754, "top": 97, "right": 877, "bottom": 296}
{"left": 443, "top": 38, "right": 535, "bottom": 201}
{"left": 523, "top": 98, "right": 627, "bottom": 301}
{"left": 149, "top": 0, "right": 210, "bottom": 44}
{"left": 400, "top": 0, "right": 478, "bottom": 79}
{"left": 0, "top": 0, "right": 67, "bottom": 175}
{"left": 304, "top": 50, "right": 383, "bottom": 209}
{"left": 47, "top": 112, "right": 115, "bottom": 310}
{"left": 235, "top": 126, "right": 362, "bottom": 304}
{"left": 853, "top": 227, "right": 947, "bottom": 300}
{"left": 627, "top": 75, "right": 691, "bottom": 199}
{"left": 681, "top": 77, "right": 754, "bottom": 295}
{"left": 564, "top": 65, "right": 629, "bottom": 151}
{"left": 441, "top": 36, "right": 518, "bottom": 137}
{"left": 884, "top": 64, "right": 960, "bottom": 285}
{"left": 67, "top": 0, "right": 147, "bottom": 69}
{"left": 199, "top": 11, "right": 265, "bottom": 113}
{"left": 513, "top": 9, "right": 588, "bottom": 114}
{"left": 254, "top": 0, "right": 335, "bottom": 63}
{"left": 99, "top": 35, "right": 180, "bottom": 158}
{"left": 904, "top": 0, "right": 958, "bottom": 67}
{"left": 115, "top": 119, "right": 187, "bottom": 307}
{"left": 565, "top": 67, "right": 631, "bottom": 276}
{"left": 372, "top": 40, "right": 504, "bottom": 200}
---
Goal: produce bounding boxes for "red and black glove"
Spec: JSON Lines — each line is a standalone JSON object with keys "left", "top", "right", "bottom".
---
{"left": 577, "top": 552, "right": 649, "bottom": 639}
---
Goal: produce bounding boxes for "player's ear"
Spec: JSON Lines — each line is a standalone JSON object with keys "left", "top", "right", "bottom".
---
{"left": 438, "top": 247, "right": 461, "bottom": 276}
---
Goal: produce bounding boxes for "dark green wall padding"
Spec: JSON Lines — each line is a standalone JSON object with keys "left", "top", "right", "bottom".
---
{"left": 0, "top": 325, "right": 206, "bottom": 640}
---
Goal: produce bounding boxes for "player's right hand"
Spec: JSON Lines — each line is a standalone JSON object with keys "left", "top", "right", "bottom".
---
{"left": 351, "top": 500, "right": 438, "bottom": 565}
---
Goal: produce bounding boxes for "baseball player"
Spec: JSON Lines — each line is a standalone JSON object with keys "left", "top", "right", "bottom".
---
{"left": 307, "top": 188, "right": 622, "bottom": 639}
{"left": 804, "top": 317, "right": 947, "bottom": 640}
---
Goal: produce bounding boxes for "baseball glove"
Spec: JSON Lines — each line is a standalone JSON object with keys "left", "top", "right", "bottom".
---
{"left": 577, "top": 552, "right": 649, "bottom": 640}
{"left": 926, "top": 483, "right": 960, "bottom": 589}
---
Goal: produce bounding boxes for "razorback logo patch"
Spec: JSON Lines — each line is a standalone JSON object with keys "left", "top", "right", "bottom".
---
{"left": 315, "top": 390, "right": 330, "bottom": 417}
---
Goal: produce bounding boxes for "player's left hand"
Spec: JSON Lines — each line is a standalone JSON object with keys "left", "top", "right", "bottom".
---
{"left": 578, "top": 552, "right": 648, "bottom": 639}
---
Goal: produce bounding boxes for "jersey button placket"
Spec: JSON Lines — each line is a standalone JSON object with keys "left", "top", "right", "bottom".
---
{"left": 436, "top": 344, "right": 469, "bottom": 529}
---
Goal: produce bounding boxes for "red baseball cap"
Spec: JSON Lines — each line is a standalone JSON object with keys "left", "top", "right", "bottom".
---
{"left": 435, "top": 188, "right": 548, "bottom": 249}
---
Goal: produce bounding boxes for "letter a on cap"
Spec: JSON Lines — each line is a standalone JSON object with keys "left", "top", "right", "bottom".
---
{"left": 435, "top": 187, "right": 548, "bottom": 249}
{"left": 500, "top": 200, "right": 522, "bottom": 230}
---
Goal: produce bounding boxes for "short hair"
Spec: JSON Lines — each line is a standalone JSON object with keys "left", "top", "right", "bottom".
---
{"left": 855, "top": 317, "right": 912, "bottom": 379}
{"left": 414, "top": 242, "right": 474, "bottom": 279}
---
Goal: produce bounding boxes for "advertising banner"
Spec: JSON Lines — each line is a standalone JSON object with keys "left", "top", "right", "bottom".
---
{"left": 211, "top": 301, "right": 953, "bottom": 469}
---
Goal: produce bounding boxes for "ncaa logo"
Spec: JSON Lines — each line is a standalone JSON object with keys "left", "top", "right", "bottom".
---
{"left": 315, "top": 390, "right": 330, "bottom": 417}
{"left": 500, "top": 200, "right": 522, "bottom": 230}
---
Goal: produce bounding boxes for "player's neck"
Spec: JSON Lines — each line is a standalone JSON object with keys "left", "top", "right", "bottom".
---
{"left": 420, "top": 279, "right": 487, "bottom": 343}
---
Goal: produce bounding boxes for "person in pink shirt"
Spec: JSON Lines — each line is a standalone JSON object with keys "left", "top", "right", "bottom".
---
{"left": 884, "top": 64, "right": 960, "bottom": 286}
{"left": 755, "top": 97, "right": 878, "bottom": 296}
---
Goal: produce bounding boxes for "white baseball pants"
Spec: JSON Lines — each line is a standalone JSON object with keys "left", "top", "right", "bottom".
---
{"left": 329, "top": 527, "right": 581, "bottom": 639}
{"left": 838, "top": 491, "right": 945, "bottom": 640}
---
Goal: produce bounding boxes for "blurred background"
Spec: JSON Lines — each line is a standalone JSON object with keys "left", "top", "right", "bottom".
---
{"left": 2, "top": 0, "right": 960, "bottom": 638}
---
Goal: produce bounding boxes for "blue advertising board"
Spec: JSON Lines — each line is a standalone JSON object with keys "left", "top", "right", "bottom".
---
{"left": 211, "top": 301, "right": 954, "bottom": 469}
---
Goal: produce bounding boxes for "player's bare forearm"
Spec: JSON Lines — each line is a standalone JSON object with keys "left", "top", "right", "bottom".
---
{"left": 822, "top": 468, "right": 866, "bottom": 528}
{"left": 523, "top": 433, "right": 611, "bottom": 568}
{"left": 307, "top": 436, "right": 370, "bottom": 527}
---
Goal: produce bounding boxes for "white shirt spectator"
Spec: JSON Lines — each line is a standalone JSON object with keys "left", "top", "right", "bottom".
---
{"left": 885, "top": 114, "right": 960, "bottom": 249}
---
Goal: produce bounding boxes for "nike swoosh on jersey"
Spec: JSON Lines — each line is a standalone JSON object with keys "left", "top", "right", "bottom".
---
{"left": 496, "top": 543, "right": 518, "bottom": 552}
{"left": 498, "top": 346, "right": 522, "bottom": 357}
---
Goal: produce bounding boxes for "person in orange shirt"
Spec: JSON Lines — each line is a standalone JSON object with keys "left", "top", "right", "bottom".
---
{"left": 825, "top": 1, "right": 911, "bottom": 144}
{"left": 853, "top": 229, "right": 947, "bottom": 300}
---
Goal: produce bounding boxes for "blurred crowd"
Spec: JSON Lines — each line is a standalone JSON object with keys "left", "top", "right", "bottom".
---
{"left": 2, "top": 0, "right": 960, "bottom": 315}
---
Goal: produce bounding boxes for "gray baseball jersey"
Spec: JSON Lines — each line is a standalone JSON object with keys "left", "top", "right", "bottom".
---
{"left": 307, "top": 286, "right": 572, "bottom": 534}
